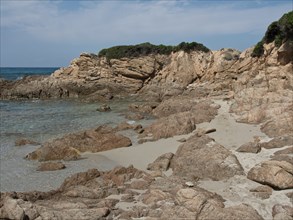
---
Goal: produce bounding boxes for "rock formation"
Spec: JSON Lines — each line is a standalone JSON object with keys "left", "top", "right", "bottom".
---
{"left": 26, "top": 125, "right": 132, "bottom": 161}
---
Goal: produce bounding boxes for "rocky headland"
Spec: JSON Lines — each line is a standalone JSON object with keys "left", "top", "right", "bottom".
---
{"left": 1, "top": 12, "right": 292, "bottom": 220}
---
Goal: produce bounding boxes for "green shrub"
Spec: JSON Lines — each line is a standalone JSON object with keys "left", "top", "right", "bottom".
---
{"left": 98, "top": 42, "right": 210, "bottom": 61}
{"left": 251, "top": 11, "right": 293, "bottom": 57}
{"left": 251, "top": 41, "right": 264, "bottom": 58}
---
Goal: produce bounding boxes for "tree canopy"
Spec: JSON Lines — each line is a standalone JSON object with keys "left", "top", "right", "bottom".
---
{"left": 98, "top": 42, "right": 210, "bottom": 61}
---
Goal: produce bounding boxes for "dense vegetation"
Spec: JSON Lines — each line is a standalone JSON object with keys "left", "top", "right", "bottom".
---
{"left": 252, "top": 11, "right": 293, "bottom": 57}
{"left": 98, "top": 42, "right": 210, "bottom": 61}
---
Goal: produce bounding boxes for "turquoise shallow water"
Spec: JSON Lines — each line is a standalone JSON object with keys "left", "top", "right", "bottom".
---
{"left": 0, "top": 98, "right": 149, "bottom": 192}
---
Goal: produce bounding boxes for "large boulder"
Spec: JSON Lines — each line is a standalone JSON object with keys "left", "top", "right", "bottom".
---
{"left": 26, "top": 145, "right": 81, "bottom": 161}
{"left": 26, "top": 126, "right": 132, "bottom": 161}
{"left": 171, "top": 135, "right": 244, "bottom": 180}
{"left": 247, "top": 160, "right": 293, "bottom": 190}
{"left": 140, "top": 102, "right": 217, "bottom": 141}
{"left": 140, "top": 111, "right": 197, "bottom": 140}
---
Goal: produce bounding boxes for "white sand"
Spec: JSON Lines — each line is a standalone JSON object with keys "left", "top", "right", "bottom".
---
{"left": 197, "top": 100, "right": 268, "bottom": 149}
{"left": 96, "top": 133, "right": 192, "bottom": 171}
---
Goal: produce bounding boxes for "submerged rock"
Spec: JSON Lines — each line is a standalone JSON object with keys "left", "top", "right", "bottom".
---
{"left": 15, "top": 138, "right": 39, "bottom": 146}
{"left": 37, "top": 162, "right": 66, "bottom": 171}
{"left": 26, "top": 125, "right": 132, "bottom": 161}
{"left": 97, "top": 104, "right": 111, "bottom": 112}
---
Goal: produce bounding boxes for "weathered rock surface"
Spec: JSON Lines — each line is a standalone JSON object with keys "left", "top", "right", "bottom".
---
{"left": 250, "top": 185, "right": 273, "bottom": 200}
{"left": 230, "top": 42, "right": 293, "bottom": 138}
{"left": 272, "top": 204, "right": 293, "bottom": 220}
{"left": 26, "top": 125, "right": 132, "bottom": 161}
{"left": 236, "top": 141, "right": 261, "bottom": 153}
{"left": 26, "top": 145, "right": 81, "bottom": 161}
{"left": 260, "top": 136, "right": 293, "bottom": 149}
{"left": 139, "top": 100, "right": 218, "bottom": 141}
{"left": 171, "top": 134, "right": 244, "bottom": 180}
{"left": 0, "top": 165, "right": 263, "bottom": 220}
{"left": 271, "top": 146, "right": 293, "bottom": 165}
{"left": 37, "top": 162, "right": 66, "bottom": 171}
{"left": 247, "top": 160, "right": 293, "bottom": 189}
{"left": 147, "top": 152, "right": 174, "bottom": 171}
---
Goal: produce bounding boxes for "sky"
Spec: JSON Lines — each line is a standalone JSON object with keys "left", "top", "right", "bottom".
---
{"left": 0, "top": 0, "right": 292, "bottom": 67}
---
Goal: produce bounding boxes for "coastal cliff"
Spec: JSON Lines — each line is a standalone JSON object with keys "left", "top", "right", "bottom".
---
{"left": 1, "top": 11, "right": 292, "bottom": 220}
{"left": 1, "top": 39, "right": 292, "bottom": 137}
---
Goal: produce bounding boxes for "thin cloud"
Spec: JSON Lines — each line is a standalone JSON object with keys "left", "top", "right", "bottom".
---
{"left": 1, "top": 0, "right": 291, "bottom": 44}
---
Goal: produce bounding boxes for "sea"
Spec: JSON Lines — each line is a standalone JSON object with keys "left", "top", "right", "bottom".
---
{"left": 0, "top": 67, "right": 59, "bottom": 81}
{"left": 0, "top": 67, "right": 149, "bottom": 192}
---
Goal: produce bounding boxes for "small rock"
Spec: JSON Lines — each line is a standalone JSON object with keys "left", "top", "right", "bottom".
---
{"left": 15, "top": 138, "right": 39, "bottom": 146}
{"left": 121, "top": 194, "right": 134, "bottom": 202}
{"left": 149, "top": 170, "right": 163, "bottom": 178}
{"left": 129, "top": 180, "right": 149, "bottom": 190}
{"left": 147, "top": 152, "right": 174, "bottom": 171}
{"left": 177, "top": 138, "right": 186, "bottom": 143}
{"left": 250, "top": 185, "right": 273, "bottom": 199}
{"left": 185, "top": 181, "right": 194, "bottom": 187}
{"left": 37, "top": 162, "right": 66, "bottom": 171}
{"left": 125, "top": 113, "right": 144, "bottom": 120}
{"left": 205, "top": 128, "right": 217, "bottom": 134}
{"left": 97, "top": 104, "right": 111, "bottom": 112}
{"left": 236, "top": 142, "right": 261, "bottom": 153}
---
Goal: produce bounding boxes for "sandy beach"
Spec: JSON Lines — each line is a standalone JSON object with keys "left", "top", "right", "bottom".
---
{"left": 93, "top": 99, "right": 292, "bottom": 219}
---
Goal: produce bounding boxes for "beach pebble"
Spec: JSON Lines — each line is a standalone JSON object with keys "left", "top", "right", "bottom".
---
{"left": 97, "top": 104, "right": 111, "bottom": 112}
{"left": 185, "top": 181, "right": 194, "bottom": 187}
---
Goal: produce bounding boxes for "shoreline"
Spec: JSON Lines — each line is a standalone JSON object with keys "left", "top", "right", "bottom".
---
{"left": 1, "top": 98, "right": 292, "bottom": 220}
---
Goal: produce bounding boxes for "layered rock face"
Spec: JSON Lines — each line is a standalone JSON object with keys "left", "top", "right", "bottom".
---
{"left": 0, "top": 48, "right": 240, "bottom": 101}
{"left": 230, "top": 42, "right": 293, "bottom": 137}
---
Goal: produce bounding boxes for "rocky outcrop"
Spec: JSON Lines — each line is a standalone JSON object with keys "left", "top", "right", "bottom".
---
{"left": 26, "top": 125, "right": 132, "bottom": 161}
{"left": 171, "top": 135, "right": 244, "bottom": 180}
{"left": 139, "top": 99, "right": 218, "bottom": 141}
{"left": 247, "top": 160, "right": 293, "bottom": 190}
{"left": 230, "top": 42, "right": 293, "bottom": 137}
{"left": 0, "top": 166, "right": 263, "bottom": 220}
{"left": 140, "top": 111, "right": 197, "bottom": 141}
{"left": 1, "top": 40, "right": 292, "bottom": 141}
